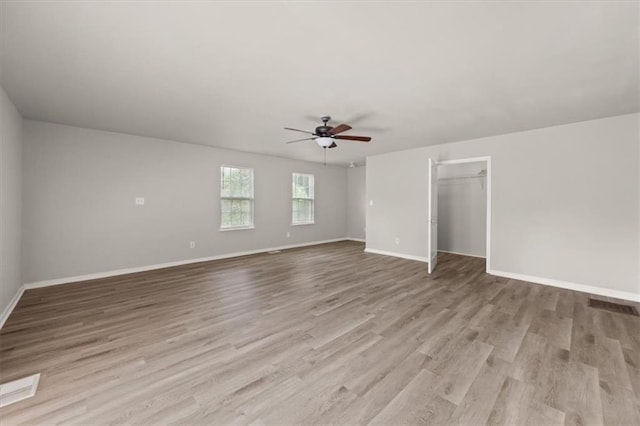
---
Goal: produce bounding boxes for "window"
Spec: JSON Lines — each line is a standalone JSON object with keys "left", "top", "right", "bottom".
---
{"left": 292, "top": 173, "right": 314, "bottom": 225}
{"left": 220, "top": 166, "right": 254, "bottom": 229}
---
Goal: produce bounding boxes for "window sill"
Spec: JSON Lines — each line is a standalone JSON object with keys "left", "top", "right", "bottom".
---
{"left": 291, "top": 222, "right": 315, "bottom": 226}
{"left": 219, "top": 226, "right": 255, "bottom": 232}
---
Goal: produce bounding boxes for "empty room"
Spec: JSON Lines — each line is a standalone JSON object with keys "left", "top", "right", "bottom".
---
{"left": 0, "top": 1, "right": 639, "bottom": 424}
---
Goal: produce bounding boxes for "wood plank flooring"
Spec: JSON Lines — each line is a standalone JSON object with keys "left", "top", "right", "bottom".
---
{"left": 1, "top": 241, "right": 639, "bottom": 425}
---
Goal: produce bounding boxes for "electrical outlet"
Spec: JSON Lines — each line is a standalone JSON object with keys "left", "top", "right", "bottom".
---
{"left": 286, "top": 232, "right": 291, "bottom": 238}
{"left": 394, "top": 237, "right": 400, "bottom": 245}
{"left": 135, "top": 197, "right": 145, "bottom": 205}
{"left": 189, "top": 241, "right": 196, "bottom": 249}
{"left": 369, "top": 200, "right": 374, "bottom": 206}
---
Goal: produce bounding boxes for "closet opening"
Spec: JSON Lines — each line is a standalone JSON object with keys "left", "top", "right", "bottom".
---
{"left": 427, "top": 157, "right": 491, "bottom": 274}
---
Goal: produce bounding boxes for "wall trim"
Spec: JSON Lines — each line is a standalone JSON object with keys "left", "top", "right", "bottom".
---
{"left": 22, "top": 238, "right": 348, "bottom": 290}
{"left": 488, "top": 269, "right": 640, "bottom": 303}
{"left": 360, "top": 250, "right": 639, "bottom": 302}
{"left": 347, "top": 237, "right": 366, "bottom": 242}
{"left": 364, "top": 248, "right": 429, "bottom": 263}
{"left": 9, "top": 241, "right": 637, "bottom": 329}
{"left": 0, "top": 285, "right": 25, "bottom": 329}
{"left": 438, "top": 250, "right": 486, "bottom": 259}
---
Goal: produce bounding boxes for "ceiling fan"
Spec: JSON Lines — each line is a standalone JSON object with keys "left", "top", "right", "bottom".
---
{"left": 284, "top": 116, "right": 372, "bottom": 149}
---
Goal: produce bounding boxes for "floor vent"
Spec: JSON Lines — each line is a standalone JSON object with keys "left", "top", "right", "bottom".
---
{"left": 0, "top": 373, "right": 40, "bottom": 408}
{"left": 588, "top": 299, "right": 639, "bottom": 316}
{"left": 267, "top": 250, "right": 282, "bottom": 254}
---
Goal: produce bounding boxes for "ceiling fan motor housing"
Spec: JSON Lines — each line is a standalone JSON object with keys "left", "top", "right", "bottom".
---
{"left": 315, "top": 125, "right": 333, "bottom": 136}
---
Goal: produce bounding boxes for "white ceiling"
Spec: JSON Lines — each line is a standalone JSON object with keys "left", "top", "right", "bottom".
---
{"left": 1, "top": 1, "right": 638, "bottom": 166}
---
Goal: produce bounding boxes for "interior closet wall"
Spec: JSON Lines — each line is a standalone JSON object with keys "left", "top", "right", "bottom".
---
{"left": 437, "top": 162, "right": 487, "bottom": 257}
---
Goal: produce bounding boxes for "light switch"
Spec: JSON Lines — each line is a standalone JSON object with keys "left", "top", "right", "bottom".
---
{"left": 135, "top": 197, "right": 145, "bottom": 205}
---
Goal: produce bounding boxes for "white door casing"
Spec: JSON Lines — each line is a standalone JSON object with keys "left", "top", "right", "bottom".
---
{"left": 428, "top": 157, "right": 438, "bottom": 274}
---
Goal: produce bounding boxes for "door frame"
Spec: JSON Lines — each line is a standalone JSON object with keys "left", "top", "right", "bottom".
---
{"left": 427, "top": 158, "right": 438, "bottom": 274}
{"left": 432, "top": 156, "right": 492, "bottom": 272}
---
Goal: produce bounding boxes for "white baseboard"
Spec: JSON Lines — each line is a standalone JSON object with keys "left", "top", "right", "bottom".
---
{"left": 488, "top": 269, "right": 640, "bottom": 303}
{"left": 0, "top": 285, "right": 25, "bottom": 329}
{"left": 347, "top": 238, "right": 366, "bottom": 243}
{"left": 438, "top": 249, "right": 486, "bottom": 259}
{"left": 8, "top": 240, "right": 637, "bottom": 330}
{"left": 23, "top": 238, "right": 348, "bottom": 290}
{"left": 364, "top": 248, "right": 429, "bottom": 263}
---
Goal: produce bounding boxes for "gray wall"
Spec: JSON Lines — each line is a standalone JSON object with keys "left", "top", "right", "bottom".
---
{"left": 0, "top": 86, "right": 23, "bottom": 317}
{"left": 347, "top": 166, "right": 366, "bottom": 240}
{"left": 438, "top": 162, "right": 487, "bottom": 257}
{"left": 23, "top": 121, "right": 348, "bottom": 283}
{"left": 366, "top": 113, "right": 639, "bottom": 296}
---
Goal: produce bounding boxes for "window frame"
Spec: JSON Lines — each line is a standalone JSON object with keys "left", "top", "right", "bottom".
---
{"left": 219, "top": 165, "right": 255, "bottom": 230}
{"left": 291, "top": 172, "right": 315, "bottom": 226}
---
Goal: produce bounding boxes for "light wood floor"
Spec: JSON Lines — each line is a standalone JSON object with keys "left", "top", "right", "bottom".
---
{"left": 1, "top": 241, "right": 639, "bottom": 425}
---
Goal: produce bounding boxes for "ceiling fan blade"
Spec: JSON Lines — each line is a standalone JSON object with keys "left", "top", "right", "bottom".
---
{"left": 329, "top": 124, "right": 352, "bottom": 135}
{"left": 284, "top": 127, "right": 316, "bottom": 135}
{"left": 285, "top": 137, "right": 315, "bottom": 144}
{"left": 333, "top": 135, "right": 371, "bottom": 142}
{"left": 328, "top": 142, "right": 338, "bottom": 149}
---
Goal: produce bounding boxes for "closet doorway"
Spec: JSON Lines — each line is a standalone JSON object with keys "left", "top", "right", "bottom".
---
{"left": 427, "top": 157, "right": 491, "bottom": 273}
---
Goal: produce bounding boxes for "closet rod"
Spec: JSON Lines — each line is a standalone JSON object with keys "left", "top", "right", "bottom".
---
{"left": 438, "top": 175, "right": 486, "bottom": 181}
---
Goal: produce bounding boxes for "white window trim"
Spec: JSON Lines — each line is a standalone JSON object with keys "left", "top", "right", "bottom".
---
{"left": 219, "top": 225, "right": 255, "bottom": 232}
{"left": 220, "top": 165, "right": 255, "bottom": 231}
{"left": 292, "top": 172, "right": 315, "bottom": 226}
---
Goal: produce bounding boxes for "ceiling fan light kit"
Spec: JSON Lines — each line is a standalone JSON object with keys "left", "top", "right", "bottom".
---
{"left": 315, "top": 137, "right": 334, "bottom": 148}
